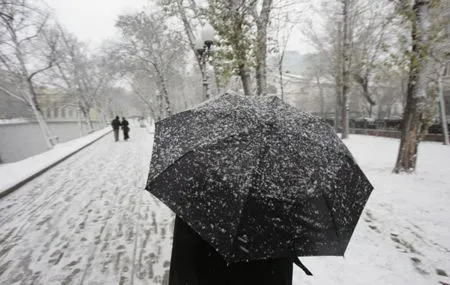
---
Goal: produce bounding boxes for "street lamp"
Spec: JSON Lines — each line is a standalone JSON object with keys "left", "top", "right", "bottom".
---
{"left": 195, "top": 24, "right": 215, "bottom": 100}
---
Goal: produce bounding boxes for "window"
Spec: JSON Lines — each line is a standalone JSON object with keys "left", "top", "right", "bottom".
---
{"left": 68, "top": 108, "right": 74, "bottom": 118}
{"left": 61, "top": 108, "right": 66, "bottom": 118}
{"left": 53, "top": 108, "right": 59, "bottom": 118}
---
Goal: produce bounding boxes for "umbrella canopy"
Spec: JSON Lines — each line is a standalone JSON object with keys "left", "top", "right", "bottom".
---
{"left": 146, "top": 93, "right": 373, "bottom": 263}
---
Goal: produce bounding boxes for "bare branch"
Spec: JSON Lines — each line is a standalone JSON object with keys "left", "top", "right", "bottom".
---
{"left": 0, "top": 85, "right": 28, "bottom": 104}
{"left": 28, "top": 61, "right": 54, "bottom": 81}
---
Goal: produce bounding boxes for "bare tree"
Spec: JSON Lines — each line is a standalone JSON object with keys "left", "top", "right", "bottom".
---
{"left": 340, "top": 0, "right": 352, "bottom": 139}
{"left": 115, "top": 11, "right": 187, "bottom": 118}
{"left": 253, "top": 0, "right": 274, "bottom": 96}
{"left": 393, "top": 0, "right": 433, "bottom": 173}
{"left": 301, "top": 1, "right": 345, "bottom": 130}
{"left": 0, "top": 1, "right": 59, "bottom": 148}
{"left": 160, "top": 0, "right": 213, "bottom": 99}
{"left": 302, "top": 0, "right": 397, "bottom": 135}
{"left": 429, "top": 2, "right": 450, "bottom": 145}
{"left": 52, "top": 28, "right": 94, "bottom": 131}
{"left": 302, "top": 54, "right": 331, "bottom": 118}
{"left": 127, "top": 76, "right": 157, "bottom": 119}
{"left": 351, "top": 2, "right": 395, "bottom": 117}
{"left": 270, "top": 9, "right": 295, "bottom": 100}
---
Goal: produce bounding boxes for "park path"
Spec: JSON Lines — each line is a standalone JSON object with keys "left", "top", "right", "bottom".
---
{"left": 0, "top": 122, "right": 174, "bottom": 285}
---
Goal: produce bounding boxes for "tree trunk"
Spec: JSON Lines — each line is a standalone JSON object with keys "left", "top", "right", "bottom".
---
{"left": 255, "top": 0, "right": 273, "bottom": 97}
{"left": 25, "top": 79, "right": 57, "bottom": 147}
{"left": 394, "top": 0, "right": 431, "bottom": 173}
{"left": 100, "top": 109, "right": 108, "bottom": 127}
{"left": 341, "top": 0, "right": 351, "bottom": 139}
{"left": 354, "top": 73, "right": 377, "bottom": 106}
{"left": 77, "top": 106, "right": 83, "bottom": 137}
{"left": 278, "top": 44, "right": 287, "bottom": 100}
{"left": 334, "top": 18, "right": 343, "bottom": 132}
{"left": 316, "top": 75, "right": 325, "bottom": 118}
{"left": 279, "top": 61, "right": 285, "bottom": 101}
{"left": 132, "top": 86, "right": 157, "bottom": 120}
{"left": 156, "top": 69, "right": 172, "bottom": 117}
{"left": 202, "top": 60, "right": 210, "bottom": 101}
{"left": 92, "top": 98, "right": 108, "bottom": 126}
{"left": 81, "top": 106, "right": 94, "bottom": 132}
{"left": 161, "top": 77, "right": 172, "bottom": 117}
{"left": 341, "top": 91, "right": 350, "bottom": 137}
{"left": 156, "top": 84, "right": 163, "bottom": 121}
{"left": 31, "top": 103, "right": 54, "bottom": 148}
{"left": 16, "top": 39, "right": 56, "bottom": 147}
{"left": 212, "top": 57, "right": 222, "bottom": 95}
{"left": 238, "top": 64, "right": 252, "bottom": 96}
{"left": 334, "top": 81, "right": 341, "bottom": 131}
{"left": 437, "top": 72, "right": 449, "bottom": 145}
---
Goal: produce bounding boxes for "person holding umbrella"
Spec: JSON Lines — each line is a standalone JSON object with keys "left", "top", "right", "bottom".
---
{"left": 169, "top": 216, "right": 297, "bottom": 285}
{"left": 146, "top": 93, "right": 373, "bottom": 285}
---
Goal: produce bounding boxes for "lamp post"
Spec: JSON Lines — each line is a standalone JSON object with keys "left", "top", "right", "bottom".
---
{"left": 195, "top": 25, "right": 215, "bottom": 101}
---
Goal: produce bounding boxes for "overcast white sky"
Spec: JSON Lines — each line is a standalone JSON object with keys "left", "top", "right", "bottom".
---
{"left": 45, "top": 0, "right": 147, "bottom": 46}
{"left": 45, "top": 0, "right": 315, "bottom": 54}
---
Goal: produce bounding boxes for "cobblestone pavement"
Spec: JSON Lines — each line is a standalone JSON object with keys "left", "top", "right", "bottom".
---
{"left": 0, "top": 123, "right": 174, "bottom": 285}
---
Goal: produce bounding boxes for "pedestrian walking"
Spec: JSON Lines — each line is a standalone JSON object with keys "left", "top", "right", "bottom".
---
{"left": 122, "top": 117, "right": 130, "bottom": 141}
{"left": 111, "top": 116, "right": 121, "bottom": 142}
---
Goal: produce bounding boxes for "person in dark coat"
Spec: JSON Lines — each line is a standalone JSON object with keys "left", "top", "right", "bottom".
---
{"left": 168, "top": 216, "right": 294, "bottom": 285}
{"left": 121, "top": 117, "right": 130, "bottom": 141}
{"left": 111, "top": 116, "right": 121, "bottom": 142}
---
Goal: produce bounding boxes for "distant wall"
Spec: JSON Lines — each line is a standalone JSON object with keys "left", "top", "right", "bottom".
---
{"left": 0, "top": 121, "right": 104, "bottom": 163}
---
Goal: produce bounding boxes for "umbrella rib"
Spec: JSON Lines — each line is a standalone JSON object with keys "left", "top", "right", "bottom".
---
{"left": 228, "top": 167, "right": 257, "bottom": 254}
{"left": 321, "top": 192, "right": 345, "bottom": 255}
{"left": 230, "top": 140, "right": 271, "bottom": 254}
{"left": 146, "top": 149, "right": 197, "bottom": 188}
{"left": 149, "top": 123, "right": 266, "bottom": 183}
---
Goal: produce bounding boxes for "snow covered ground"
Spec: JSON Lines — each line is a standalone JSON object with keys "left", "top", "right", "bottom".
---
{"left": 0, "top": 118, "right": 30, "bottom": 125}
{"left": 0, "top": 127, "right": 111, "bottom": 196}
{"left": 294, "top": 135, "right": 450, "bottom": 285}
{"left": 0, "top": 124, "right": 449, "bottom": 285}
{"left": 0, "top": 123, "right": 174, "bottom": 285}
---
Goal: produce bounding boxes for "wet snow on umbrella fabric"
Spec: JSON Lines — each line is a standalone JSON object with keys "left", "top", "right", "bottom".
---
{"left": 227, "top": 97, "right": 372, "bottom": 260}
{"left": 146, "top": 93, "right": 373, "bottom": 262}
{"left": 147, "top": 94, "right": 261, "bottom": 182}
{"left": 149, "top": 128, "right": 263, "bottom": 260}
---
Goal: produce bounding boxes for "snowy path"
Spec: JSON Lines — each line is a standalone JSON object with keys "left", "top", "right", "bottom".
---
{"left": 1, "top": 124, "right": 449, "bottom": 285}
{"left": 0, "top": 123, "right": 174, "bottom": 285}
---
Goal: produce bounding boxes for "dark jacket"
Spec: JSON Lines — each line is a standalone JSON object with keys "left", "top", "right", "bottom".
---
{"left": 121, "top": 119, "right": 129, "bottom": 131}
{"left": 111, "top": 118, "right": 121, "bottom": 130}
{"left": 168, "top": 216, "right": 293, "bottom": 285}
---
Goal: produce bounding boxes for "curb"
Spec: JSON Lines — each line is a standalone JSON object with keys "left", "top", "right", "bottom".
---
{"left": 350, "top": 128, "right": 450, "bottom": 143}
{"left": 0, "top": 130, "right": 112, "bottom": 199}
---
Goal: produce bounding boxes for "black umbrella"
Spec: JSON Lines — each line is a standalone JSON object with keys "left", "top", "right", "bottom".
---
{"left": 146, "top": 93, "right": 373, "bottom": 263}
